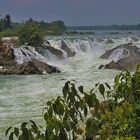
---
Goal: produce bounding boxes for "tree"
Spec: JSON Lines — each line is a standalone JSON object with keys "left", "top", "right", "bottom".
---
{"left": 18, "top": 22, "right": 43, "bottom": 47}
{"left": 27, "top": 18, "right": 34, "bottom": 23}
{"left": 0, "top": 14, "right": 12, "bottom": 31}
{"left": 5, "top": 14, "right": 12, "bottom": 29}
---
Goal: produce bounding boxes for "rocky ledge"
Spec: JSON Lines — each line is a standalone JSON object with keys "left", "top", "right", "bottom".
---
{"left": 61, "top": 40, "right": 75, "bottom": 57}
{"left": 0, "top": 45, "right": 60, "bottom": 75}
{"left": 99, "top": 43, "right": 140, "bottom": 70}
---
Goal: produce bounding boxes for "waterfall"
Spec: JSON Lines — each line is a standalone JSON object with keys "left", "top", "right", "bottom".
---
{"left": 12, "top": 38, "right": 109, "bottom": 68}
{"left": 109, "top": 48, "right": 130, "bottom": 61}
{"left": 13, "top": 46, "right": 50, "bottom": 65}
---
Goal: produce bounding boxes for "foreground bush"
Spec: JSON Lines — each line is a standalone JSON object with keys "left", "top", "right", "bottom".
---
{"left": 6, "top": 66, "right": 140, "bottom": 140}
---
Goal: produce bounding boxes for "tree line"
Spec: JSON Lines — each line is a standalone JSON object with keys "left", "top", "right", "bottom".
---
{"left": 68, "top": 24, "right": 140, "bottom": 30}
{"left": 0, "top": 14, "right": 12, "bottom": 31}
{"left": 0, "top": 14, "right": 66, "bottom": 37}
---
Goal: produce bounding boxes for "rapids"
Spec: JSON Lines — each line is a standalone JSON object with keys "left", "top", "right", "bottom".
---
{"left": 1, "top": 31, "right": 140, "bottom": 139}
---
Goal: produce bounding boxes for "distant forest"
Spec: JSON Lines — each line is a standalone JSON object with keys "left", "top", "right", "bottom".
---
{"left": 67, "top": 24, "right": 140, "bottom": 30}
{"left": 0, "top": 14, "right": 66, "bottom": 37}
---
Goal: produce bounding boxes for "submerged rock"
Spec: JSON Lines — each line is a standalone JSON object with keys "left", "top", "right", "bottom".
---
{"left": 61, "top": 40, "right": 75, "bottom": 57}
{"left": 131, "top": 37, "right": 139, "bottom": 42}
{"left": 105, "top": 38, "right": 114, "bottom": 44}
{"left": 95, "top": 38, "right": 104, "bottom": 43}
{"left": 99, "top": 43, "right": 140, "bottom": 70}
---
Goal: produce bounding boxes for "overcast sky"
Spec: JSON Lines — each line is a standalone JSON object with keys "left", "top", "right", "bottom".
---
{"left": 0, "top": 0, "right": 140, "bottom": 26}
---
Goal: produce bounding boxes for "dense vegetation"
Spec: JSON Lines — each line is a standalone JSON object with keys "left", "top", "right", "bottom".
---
{"left": 0, "top": 15, "right": 66, "bottom": 38}
{"left": 0, "top": 14, "right": 12, "bottom": 31}
{"left": 6, "top": 66, "right": 140, "bottom": 140}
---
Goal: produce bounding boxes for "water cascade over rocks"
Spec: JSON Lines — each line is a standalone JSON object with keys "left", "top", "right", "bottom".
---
{"left": 0, "top": 45, "right": 61, "bottom": 75}
{"left": 1, "top": 36, "right": 140, "bottom": 74}
{"left": 99, "top": 43, "right": 140, "bottom": 70}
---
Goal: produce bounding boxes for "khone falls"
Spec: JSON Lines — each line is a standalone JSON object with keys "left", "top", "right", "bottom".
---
{"left": 1, "top": 29, "right": 140, "bottom": 139}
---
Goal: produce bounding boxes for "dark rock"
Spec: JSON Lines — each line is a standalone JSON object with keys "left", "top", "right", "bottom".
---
{"left": 96, "top": 38, "right": 104, "bottom": 42}
{"left": 0, "top": 59, "right": 61, "bottom": 75}
{"left": 31, "top": 59, "right": 60, "bottom": 74}
{"left": 100, "top": 43, "right": 140, "bottom": 60}
{"left": 104, "top": 56, "right": 140, "bottom": 70}
{"left": 131, "top": 37, "right": 139, "bottom": 42}
{"left": 0, "top": 46, "right": 16, "bottom": 66}
{"left": 16, "top": 61, "right": 42, "bottom": 74}
{"left": 0, "top": 45, "right": 5, "bottom": 59}
{"left": 0, "top": 45, "right": 61, "bottom": 75}
{"left": 98, "top": 65, "right": 104, "bottom": 69}
{"left": 61, "top": 40, "right": 75, "bottom": 57}
{"left": 4, "top": 47, "right": 15, "bottom": 59}
{"left": 36, "top": 45, "right": 64, "bottom": 59}
{"left": 110, "top": 32, "right": 119, "bottom": 35}
{"left": 105, "top": 38, "right": 113, "bottom": 44}
{"left": 100, "top": 43, "right": 140, "bottom": 70}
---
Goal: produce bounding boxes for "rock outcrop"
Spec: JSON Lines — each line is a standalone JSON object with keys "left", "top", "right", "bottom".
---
{"left": 105, "top": 38, "right": 113, "bottom": 44}
{"left": 4, "top": 47, "right": 15, "bottom": 59}
{"left": 0, "top": 46, "right": 61, "bottom": 75}
{"left": 99, "top": 43, "right": 140, "bottom": 70}
{"left": 36, "top": 45, "right": 64, "bottom": 59}
{"left": 0, "top": 59, "right": 60, "bottom": 75}
{"left": 61, "top": 40, "right": 75, "bottom": 57}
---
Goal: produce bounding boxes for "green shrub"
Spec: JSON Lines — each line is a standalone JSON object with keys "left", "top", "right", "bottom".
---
{"left": 18, "top": 22, "right": 43, "bottom": 47}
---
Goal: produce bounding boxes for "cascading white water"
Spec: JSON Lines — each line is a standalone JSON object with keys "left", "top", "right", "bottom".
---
{"left": 13, "top": 46, "right": 56, "bottom": 66}
{"left": 13, "top": 47, "right": 44, "bottom": 64}
{"left": 109, "top": 48, "right": 130, "bottom": 61}
{"left": 48, "top": 39, "right": 105, "bottom": 55}
{"left": 12, "top": 38, "right": 137, "bottom": 70}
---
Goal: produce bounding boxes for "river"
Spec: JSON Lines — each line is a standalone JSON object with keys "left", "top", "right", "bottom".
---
{"left": 0, "top": 30, "right": 140, "bottom": 139}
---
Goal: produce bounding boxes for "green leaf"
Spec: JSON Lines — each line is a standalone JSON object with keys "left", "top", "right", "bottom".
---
{"left": 30, "top": 120, "right": 37, "bottom": 128}
{"left": 99, "top": 84, "right": 105, "bottom": 97}
{"left": 57, "top": 102, "right": 65, "bottom": 116}
{"left": 14, "top": 127, "right": 19, "bottom": 137}
{"left": 105, "top": 82, "right": 111, "bottom": 90}
{"left": 71, "top": 83, "right": 78, "bottom": 97}
{"left": 30, "top": 120, "right": 38, "bottom": 134}
{"left": 18, "top": 135, "right": 23, "bottom": 140}
{"left": 78, "top": 86, "right": 84, "bottom": 93}
{"left": 58, "top": 130, "right": 68, "bottom": 140}
{"left": 9, "top": 132, "right": 14, "bottom": 140}
{"left": 5, "top": 126, "right": 12, "bottom": 136}
{"left": 84, "top": 106, "right": 88, "bottom": 117}
{"left": 86, "top": 118, "right": 99, "bottom": 138}
{"left": 21, "top": 122, "right": 27, "bottom": 130}
{"left": 62, "top": 81, "right": 70, "bottom": 98}
{"left": 47, "top": 101, "right": 52, "bottom": 106}
{"left": 22, "top": 128, "right": 29, "bottom": 140}
{"left": 48, "top": 108, "right": 53, "bottom": 116}
{"left": 44, "top": 112, "right": 49, "bottom": 122}
{"left": 95, "top": 82, "right": 99, "bottom": 87}
{"left": 85, "top": 94, "right": 94, "bottom": 107}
